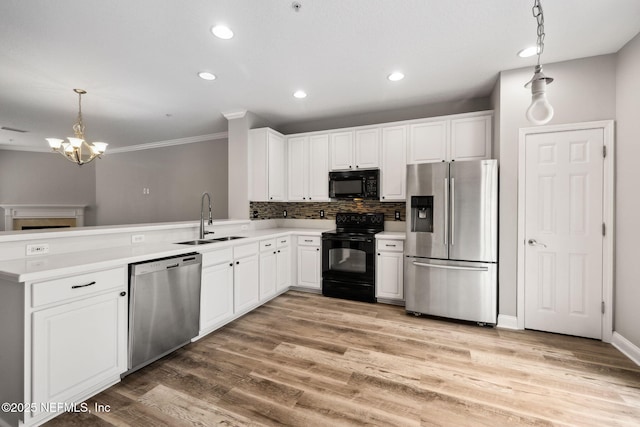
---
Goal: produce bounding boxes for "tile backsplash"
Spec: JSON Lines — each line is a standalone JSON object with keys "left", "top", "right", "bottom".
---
{"left": 250, "top": 201, "right": 406, "bottom": 221}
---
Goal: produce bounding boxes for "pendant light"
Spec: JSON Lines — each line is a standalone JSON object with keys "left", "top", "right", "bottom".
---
{"left": 46, "top": 89, "right": 107, "bottom": 166}
{"left": 524, "top": 0, "right": 554, "bottom": 125}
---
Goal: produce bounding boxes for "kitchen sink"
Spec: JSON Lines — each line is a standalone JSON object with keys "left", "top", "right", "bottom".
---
{"left": 176, "top": 236, "right": 246, "bottom": 245}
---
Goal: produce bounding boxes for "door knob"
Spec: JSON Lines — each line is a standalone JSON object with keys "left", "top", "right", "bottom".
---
{"left": 528, "top": 239, "right": 547, "bottom": 248}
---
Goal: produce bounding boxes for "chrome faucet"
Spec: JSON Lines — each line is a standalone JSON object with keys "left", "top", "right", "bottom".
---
{"left": 200, "top": 192, "right": 213, "bottom": 240}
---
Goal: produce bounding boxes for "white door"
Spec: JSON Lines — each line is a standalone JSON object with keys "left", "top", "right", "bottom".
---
{"left": 380, "top": 126, "right": 407, "bottom": 201}
{"left": 354, "top": 128, "right": 380, "bottom": 169}
{"left": 308, "top": 134, "right": 330, "bottom": 201}
{"left": 200, "top": 261, "right": 234, "bottom": 331}
{"left": 330, "top": 131, "right": 354, "bottom": 170}
{"left": 276, "top": 246, "right": 291, "bottom": 291}
{"left": 297, "top": 246, "right": 321, "bottom": 289}
{"left": 524, "top": 128, "right": 604, "bottom": 339}
{"left": 234, "top": 254, "right": 260, "bottom": 313}
{"left": 287, "top": 136, "right": 308, "bottom": 201}
{"left": 259, "top": 250, "right": 277, "bottom": 301}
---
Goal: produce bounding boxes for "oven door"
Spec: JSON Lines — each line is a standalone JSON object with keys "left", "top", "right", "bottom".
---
{"left": 322, "top": 236, "right": 375, "bottom": 283}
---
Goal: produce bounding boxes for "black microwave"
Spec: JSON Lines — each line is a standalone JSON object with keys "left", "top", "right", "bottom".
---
{"left": 329, "top": 169, "right": 379, "bottom": 200}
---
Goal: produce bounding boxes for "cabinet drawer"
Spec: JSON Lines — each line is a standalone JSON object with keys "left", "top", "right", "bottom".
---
{"left": 377, "top": 239, "right": 404, "bottom": 252}
{"left": 297, "top": 236, "right": 320, "bottom": 246}
{"left": 260, "top": 239, "right": 277, "bottom": 252}
{"left": 32, "top": 267, "right": 126, "bottom": 308}
{"left": 202, "top": 248, "right": 233, "bottom": 267}
{"left": 276, "top": 236, "right": 290, "bottom": 248}
{"left": 234, "top": 242, "right": 259, "bottom": 259}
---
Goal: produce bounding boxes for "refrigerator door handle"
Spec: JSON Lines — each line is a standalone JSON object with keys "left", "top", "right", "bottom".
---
{"left": 450, "top": 177, "right": 455, "bottom": 246}
{"left": 412, "top": 261, "right": 489, "bottom": 272}
{"left": 443, "top": 178, "right": 448, "bottom": 245}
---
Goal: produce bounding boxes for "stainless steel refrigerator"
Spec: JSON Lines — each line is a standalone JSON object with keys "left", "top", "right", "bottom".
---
{"left": 404, "top": 160, "right": 498, "bottom": 324}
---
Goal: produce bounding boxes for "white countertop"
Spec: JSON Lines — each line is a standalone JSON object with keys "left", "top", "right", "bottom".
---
{"left": 0, "top": 227, "right": 328, "bottom": 283}
{"left": 376, "top": 231, "right": 406, "bottom": 239}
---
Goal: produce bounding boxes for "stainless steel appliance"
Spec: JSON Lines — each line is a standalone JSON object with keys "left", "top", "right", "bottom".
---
{"left": 405, "top": 160, "right": 498, "bottom": 324}
{"left": 126, "top": 252, "right": 202, "bottom": 375}
{"left": 329, "top": 169, "right": 379, "bottom": 200}
{"left": 322, "top": 212, "right": 384, "bottom": 302}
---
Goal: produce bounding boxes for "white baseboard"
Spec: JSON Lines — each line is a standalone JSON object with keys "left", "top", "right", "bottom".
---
{"left": 497, "top": 314, "right": 519, "bottom": 330}
{"left": 611, "top": 332, "right": 640, "bottom": 367}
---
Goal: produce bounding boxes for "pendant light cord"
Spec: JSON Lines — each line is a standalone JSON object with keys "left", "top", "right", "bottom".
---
{"left": 532, "top": 0, "right": 546, "bottom": 66}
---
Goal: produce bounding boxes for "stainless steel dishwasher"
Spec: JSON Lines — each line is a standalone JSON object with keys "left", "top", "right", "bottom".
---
{"left": 126, "top": 252, "right": 202, "bottom": 375}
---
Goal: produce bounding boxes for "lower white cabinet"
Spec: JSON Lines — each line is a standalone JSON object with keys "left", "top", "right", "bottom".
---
{"left": 259, "top": 239, "right": 278, "bottom": 301}
{"left": 296, "top": 236, "right": 321, "bottom": 290}
{"left": 200, "top": 250, "right": 234, "bottom": 333}
{"left": 376, "top": 239, "right": 405, "bottom": 301}
{"left": 233, "top": 243, "right": 260, "bottom": 314}
{"left": 276, "top": 237, "right": 291, "bottom": 292}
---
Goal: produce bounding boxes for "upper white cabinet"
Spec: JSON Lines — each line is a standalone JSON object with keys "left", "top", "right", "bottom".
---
{"left": 450, "top": 114, "right": 492, "bottom": 161}
{"left": 288, "top": 134, "right": 330, "bottom": 201}
{"left": 330, "top": 129, "right": 380, "bottom": 170}
{"left": 380, "top": 126, "right": 407, "bottom": 201}
{"left": 249, "top": 127, "right": 287, "bottom": 201}
{"left": 407, "top": 113, "right": 492, "bottom": 164}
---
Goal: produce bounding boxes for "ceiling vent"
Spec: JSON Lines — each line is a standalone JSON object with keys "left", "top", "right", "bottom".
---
{"left": 1, "top": 126, "right": 28, "bottom": 133}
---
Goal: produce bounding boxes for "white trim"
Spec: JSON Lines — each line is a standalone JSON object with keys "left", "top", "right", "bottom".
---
{"left": 517, "top": 120, "right": 615, "bottom": 342}
{"left": 497, "top": 314, "right": 519, "bottom": 330}
{"left": 222, "top": 110, "right": 247, "bottom": 120}
{"left": 108, "top": 132, "right": 227, "bottom": 154}
{"left": 612, "top": 332, "right": 640, "bottom": 367}
{"left": 0, "top": 132, "right": 228, "bottom": 154}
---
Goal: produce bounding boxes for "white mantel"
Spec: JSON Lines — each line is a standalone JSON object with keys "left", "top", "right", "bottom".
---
{"left": 0, "top": 204, "right": 86, "bottom": 231}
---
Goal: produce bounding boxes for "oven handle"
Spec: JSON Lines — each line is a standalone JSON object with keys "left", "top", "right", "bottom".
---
{"left": 322, "top": 237, "right": 372, "bottom": 243}
{"left": 412, "top": 261, "right": 488, "bottom": 272}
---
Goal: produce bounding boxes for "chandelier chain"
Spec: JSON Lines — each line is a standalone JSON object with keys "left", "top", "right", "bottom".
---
{"left": 532, "top": 0, "right": 545, "bottom": 64}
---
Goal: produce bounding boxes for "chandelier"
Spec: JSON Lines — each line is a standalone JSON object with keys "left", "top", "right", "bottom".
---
{"left": 524, "top": 0, "right": 554, "bottom": 125}
{"left": 46, "top": 89, "right": 108, "bottom": 165}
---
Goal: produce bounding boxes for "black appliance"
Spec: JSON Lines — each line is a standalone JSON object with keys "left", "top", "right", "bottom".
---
{"left": 329, "top": 169, "right": 379, "bottom": 200}
{"left": 322, "top": 212, "right": 384, "bottom": 303}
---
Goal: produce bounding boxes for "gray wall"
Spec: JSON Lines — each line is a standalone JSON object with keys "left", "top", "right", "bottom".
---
{"left": 278, "top": 98, "right": 491, "bottom": 134}
{"left": 615, "top": 32, "right": 640, "bottom": 347}
{"left": 0, "top": 150, "right": 97, "bottom": 229}
{"left": 95, "top": 139, "right": 228, "bottom": 225}
{"left": 495, "top": 54, "right": 617, "bottom": 318}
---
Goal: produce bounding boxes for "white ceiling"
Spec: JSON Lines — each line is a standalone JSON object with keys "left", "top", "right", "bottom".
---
{"left": 1, "top": 0, "right": 639, "bottom": 150}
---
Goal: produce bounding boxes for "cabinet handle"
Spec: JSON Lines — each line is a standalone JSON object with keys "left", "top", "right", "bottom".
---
{"left": 356, "top": 165, "right": 359, "bottom": 168}
{"left": 303, "top": 197, "right": 306, "bottom": 200}
{"left": 230, "top": 263, "right": 233, "bottom": 267}
{"left": 236, "top": 261, "right": 240, "bottom": 265}
{"left": 120, "top": 291, "right": 127, "bottom": 297}
{"left": 385, "top": 244, "right": 396, "bottom": 247}
{"left": 270, "top": 197, "right": 273, "bottom": 200}
{"left": 71, "top": 281, "right": 96, "bottom": 289}
{"left": 382, "top": 196, "right": 385, "bottom": 199}
{"left": 277, "top": 250, "right": 281, "bottom": 253}
{"left": 316, "top": 248, "right": 319, "bottom": 251}
{"left": 273, "top": 251, "right": 277, "bottom": 254}
{"left": 377, "top": 253, "right": 380, "bottom": 256}
{"left": 304, "top": 239, "right": 313, "bottom": 242}
{"left": 349, "top": 165, "right": 352, "bottom": 169}
{"left": 265, "top": 243, "right": 272, "bottom": 247}
{"left": 309, "top": 197, "right": 312, "bottom": 200}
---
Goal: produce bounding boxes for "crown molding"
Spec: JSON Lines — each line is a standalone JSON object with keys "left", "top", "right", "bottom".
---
{"left": 222, "top": 110, "right": 247, "bottom": 120}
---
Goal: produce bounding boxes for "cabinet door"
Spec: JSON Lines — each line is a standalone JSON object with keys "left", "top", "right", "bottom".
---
{"left": 248, "top": 128, "right": 269, "bottom": 201}
{"left": 354, "top": 128, "right": 380, "bottom": 169}
{"left": 376, "top": 251, "right": 404, "bottom": 300}
{"left": 268, "top": 132, "right": 287, "bottom": 200}
{"left": 200, "top": 261, "right": 234, "bottom": 332}
{"left": 287, "top": 136, "right": 309, "bottom": 201}
{"left": 408, "top": 121, "right": 448, "bottom": 164}
{"left": 297, "top": 246, "right": 321, "bottom": 289}
{"left": 450, "top": 115, "right": 492, "bottom": 161}
{"left": 308, "top": 134, "right": 330, "bottom": 201}
{"left": 330, "top": 131, "right": 354, "bottom": 170}
{"left": 276, "top": 246, "right": 291, "bottom": 291}
{"left": 380, "top": 126, "right": 407, "bottom": 201}
{"left": 259, "top": 250, "right": 277, "bottom": 301}
{"left": 32, "top": 290, "right": 127, "bottom": 416}
{"left": 234, "top": 254, "right": 259, "bottom": 314}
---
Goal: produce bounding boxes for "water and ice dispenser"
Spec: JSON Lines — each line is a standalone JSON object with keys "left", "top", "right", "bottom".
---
{"left": 410, "top": 196, "right": 433, "bottom": 232}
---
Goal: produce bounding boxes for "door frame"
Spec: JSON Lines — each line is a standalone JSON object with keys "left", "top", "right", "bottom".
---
{"left": 517, "top": 120, "right": 615, "bottom": 342}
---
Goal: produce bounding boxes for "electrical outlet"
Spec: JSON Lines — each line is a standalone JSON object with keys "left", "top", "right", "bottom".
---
{"left": 395, "top": 210, "right": 401, "bottom": 220}
{"left": 26, "top": 243, "right": 49, "bottom": 256}
{"left": 320, "top": 210, "right": 325, "bottom": 218}
{"left": 131, "top": 234, "right": 145, "bottom": 244}
{"left": 283, "top": 210, "right": 287, "bottom": 218}
{"left": 252, "top": 210, "right": 259, "bottom": 219}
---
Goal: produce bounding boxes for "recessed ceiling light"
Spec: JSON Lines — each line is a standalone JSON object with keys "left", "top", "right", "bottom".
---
{"left": 211, "top": 25, "right": 234, "bottom": 40}
{"left": 293, "top": 90, "right": 307, "bottom": 99}
{"left": 198, "top": 72, "right": 216, "bottom": 81}
{"left": 388, "top": 72, "right": 405, "bottom": 81}
{"left": 518, "top": 46, "right": 538, "bottom": 58}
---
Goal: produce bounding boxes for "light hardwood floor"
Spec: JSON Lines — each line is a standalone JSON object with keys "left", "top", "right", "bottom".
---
{"left": 47, "top": 291, "right": 640, "bottom": 426}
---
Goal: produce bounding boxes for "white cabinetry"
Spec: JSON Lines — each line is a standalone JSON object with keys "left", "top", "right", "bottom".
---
{"left": 233, "top": 243, "right": 260, "bottom": 314}
{"left": 408, "top": 113, "right": 492, "bottom": 164}
{"left": 330, "top": 129, "right": 380, "bottom": 170}
{"left": 296, "top": 235, "right": 321, "bottom": 290}
{"left": 249, "top": 127, "right": 287, "bottom": 201}
{"left": 30, "top": 267, "right": 127, "bottom": 422}
{"left": 259, "top": 239, "right": 277, "bottom": 301}
{"left": 276, "top": 236, "right": 291, "bottom": 292}
{"left": 288, "top": 134, "right": 329, "bottom": 201}
{"left": 376, "top": 239, "right": 405, "bottom": 301}
{"left": 380, "top": 126, "right": 407, "bottom": 201}
{"left": 200, "top": 249, "right": 234, "bottom": 334}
